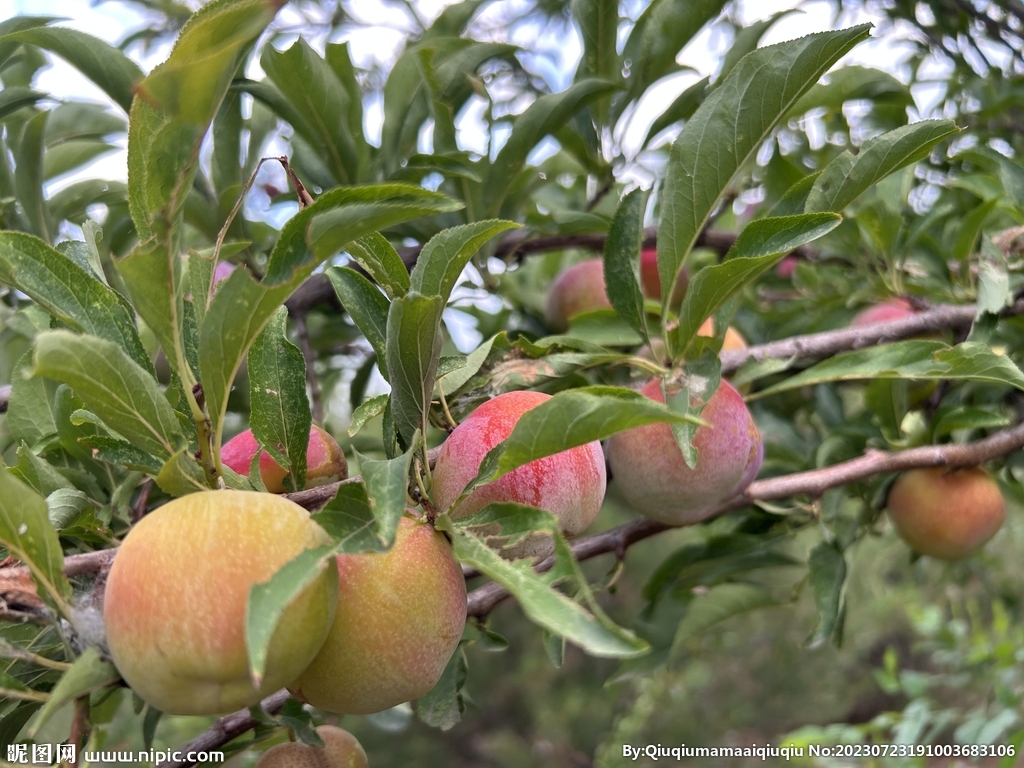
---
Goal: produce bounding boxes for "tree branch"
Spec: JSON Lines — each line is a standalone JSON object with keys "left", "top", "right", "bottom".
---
{"left": 720, "top": 299, "right": 1024, "bottom": 374}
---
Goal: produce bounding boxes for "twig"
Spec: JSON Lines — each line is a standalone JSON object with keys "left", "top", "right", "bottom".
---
{"left": 131, "top": 480, "right": 153, "bottom": 524}
{"left": 720, "top": 299, "right": 1024, "bottom": 374}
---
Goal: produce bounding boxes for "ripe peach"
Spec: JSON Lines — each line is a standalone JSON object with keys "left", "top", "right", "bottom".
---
{"left": 431, "top": 390, "right": 607, "bottom": 547}
{"left": 103, "top": 491, "right": 338, "bottom": 715}
{"left": 289, "top": 517, "right": 467, "bottom": 714}
{"left": 640, "top": 248, "right": 688, "bottom": 306}
{"left": 775, "top": 255, "right": 798, "bottom": 279}
{"left": 544, "top": 259, "right": 612, "bottom": 331}
{"left": 887, "top": 467, "right": 1005, "bottom": 560}
{"left": 255, "top": 725, "right": 368, "bottom": 768}
{"left": 851, "top": 298, "right": 914, "bottom": 326}
{"left": 605, "top": 379, "right": 762, "bottom": 525}
{"left": 222, "top": 425, "right": 347, "bottom": 492}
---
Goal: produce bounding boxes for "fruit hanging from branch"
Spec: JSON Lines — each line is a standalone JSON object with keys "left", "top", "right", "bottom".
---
{"left": 289, "top": 516, "right": 467, "bottom": 714}
{"left": 605, "top": 379, "right": 763, "bottom": 525}
{"left": 886, "top": 467, "right": 1006, "bottom": 560}
{"left": 103, "top": 491, "right": 338, "bottom": 715}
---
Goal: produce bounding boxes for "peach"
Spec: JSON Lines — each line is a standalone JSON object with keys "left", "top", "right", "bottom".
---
{"left": 544, "top": 259, "right": 612, "bottom": 331}
{"left": 605, "top": 379, "right": 762, "bottom": 524}
{"left": 431, "top": 390, "right": 607, "bottom": 547}
{"left": 887, "top": 467, "right": 1005, "bottom": 560}
{"left": 640, "top": 248, "right": 688, "bottom": 306}
{"left": 255, "top": 725, "right": 368, "bottom": 768}
{"left": 103, "top": 491, "right": 338, "bottom": 715}
{"left": 776, "top": 255, "right": 798, "bottom": 279}
{"left": 697, "top": 317, "right": 747, "bottom": 352}
{"left": 289, "top": 517, "right": 467, "bottom": 714}
{"left": 222, "top": 425, "right": 347, "bottom": 493}
{"left": 851, "top": 298, "right": 915, "bottom": 326}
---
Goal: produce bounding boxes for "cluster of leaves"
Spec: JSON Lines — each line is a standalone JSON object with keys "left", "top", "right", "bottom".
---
{"left": 2, "top": 0, "right": 1024, "bottom": 761}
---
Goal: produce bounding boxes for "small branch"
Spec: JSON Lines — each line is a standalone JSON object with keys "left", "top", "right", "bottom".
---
{"left": 720, "top": 299, "right": 1024, "bottom": 374}
{"left": 131, "top": 480, "right": 153, "bottom": 524}
{"left": 155, "top": 690, "right": 290, "bottom": 768}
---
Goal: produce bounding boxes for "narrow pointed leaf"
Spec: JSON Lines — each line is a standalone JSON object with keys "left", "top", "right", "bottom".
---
{"left": 345, "top": 232, "right": 410, "bottom": 300}
{"left": 410, "top": 220, "right": 519, "bottom": 302}
{"left": 386, "top": 292, "right": 445, "bottom": 446}
{"left": 248, "top": 308, "right": 311, "bottom": 491}
{"left": 603, "top": 188, "right": 649, "bottom": 344}
{"left": 327, "top": 266, "right": 390, "bottom": 371}
{"left": 658, "top": 26, "right": 870, "bottom": 310}
{"left": 805, "top": 119, "right": 958, "bottom": 213}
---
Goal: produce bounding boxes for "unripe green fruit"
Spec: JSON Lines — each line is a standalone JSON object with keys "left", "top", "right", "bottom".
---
{"left": 605, "top": 379, "right": 762, "bottom": 525}
{"left": 432, "top": 390, "right": 606, "bottom": 552}
{"left": 887, "top": 467, "right": 1005, "bottom": 560}
{"left": 255, "top": 726, "right": 368, "bottom": 768}
{"left": 103, "top": 490, "right": 338, "bottom": 715}
{"left": 222, "top": 425, "right": 347, "bottom": 493}
{"left": 289, "top": 517, "right": 467, "bottom": 714}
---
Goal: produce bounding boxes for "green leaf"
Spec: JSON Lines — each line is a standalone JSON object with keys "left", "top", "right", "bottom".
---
{"left": 345, "top": 232, "right": 410, "bottom": 300}
{"left": 414, "top": 647, "right": 467, "bottom": 730}
{"left": 15, "top": 110, "right": 50, "bottom": 243}
{"left": 434, "top": 333, "right": 500, "bottom": 398}
{"left": 348, "top": 394, "right": 389, "bottom": 437}
{"left": 138, "top": 0, "right": 282, "bottom": 125}
{"left": 7, "top": 353, "right": 60, "bottom": 449}
{"left": 385, "top": 293, "right": 445, "bottom": 447}
{"left": 12, "top": 444, "right": 73, "bottom": 497}
{"left": 0, "top": 465, "right": 71, "bottom": 610}
{"left": 572, "top": 0, "right": 619, "bottom": 124}
{"left": 0, "top": 27, "right": 144, "bottom": 113}
{"left": 807, "top": 541, "right": 846, "bottom": 648}
{"left": 675, "top": 214, "right": 841, "bottom": 354}
{"left": 485, "top": 79, "right": 619, "bottom": 213}
{"left": 804, "top": 120, "right": 958, "bottom": 213}
{"left": 155, "top": 448, "right": 211, "bottom": 497}
{"left": 200, "top": 184, "right": 459, "bottom": 463}
{"left": 33, "top": 330, "right": 185, "bottom": 460}
{"left": 0, "top": 86, "right": 45, "bottom": 122}
{"left": 248, "top": 308, "right": 311, "bottom": 491}
{"left": 0, "top": 232, "right": 151, "bottom": 371}
{"left": 789, "top": 65, "right": 911, "bottom": 118}
{"left": 465, "top": 387, "right": 703, "bottom": 493}
{"left": 261, "top": 37, "right": 367, "bottom": 184}
{"left": 603, "top": 188, "right": 649, "bottom": 345}
{"left": 45, "top": 488, "right": 92, "bottom": 530}
{"left": 313, "top": 482, "right": 386, "bottom": 553}
{"left": 621, "top": 0, "right": 726, "bottom": 107}
{"left": 670, "top": 583, "right": 777, "bottom": 657}
{"left": 753, "top": 341, "right": 1024, "bottom": 398}
{"left": 357, "top": 448, "right": 414, "bottom": 549}
{"left": 245, "top": 545, "right": 337, "bottom": 687}
{"left": 658, "top": 26, "right": 869, "bottom": 310}
{"left": 440, "top": 520, "right": 648, "bottom": 658}
{"left": 77, "top": 435, "right": 164, "bottom": 473}
{"left": 933, "top": 406, "right": 1010, "bottom": 438}
{"left": 26, "top": 647, "right": 118, "bottom": 738}
{"left": 644, "top": 76, "right": 709, "bottom": 146}
{"left": 0, "top": 16, "right": 57, "bottom": 70}
{"left": 327, "top": 266, "right": 390, "bottom": 375}
{"left": 410, "top": 220, "right": 519, "bottom": 302}
{"left": 715, "top": 12, "right": 799, "bottom": 84}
